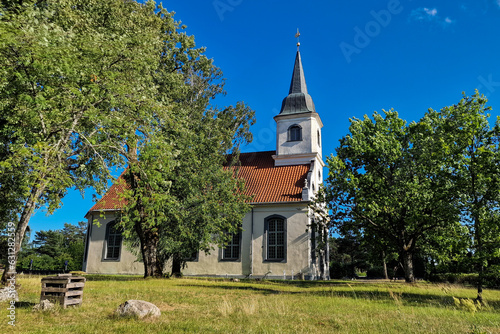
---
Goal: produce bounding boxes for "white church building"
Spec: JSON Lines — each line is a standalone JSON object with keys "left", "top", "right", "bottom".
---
{"left": 83, "top": 48, "right": 327, "bottom": 279}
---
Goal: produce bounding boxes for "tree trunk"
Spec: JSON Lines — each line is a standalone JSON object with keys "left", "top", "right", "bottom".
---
{"left": 1, "top": 185, "right": 44, "bottom": 285}
{"left": 126, "top": 163, "right": 162, "bottom": 278}
{"left": 323, "top": 226, "right": 330, "bottom": 280}
{"left": 171, "top": 255, "right": 182, "bottom": 276}
{"left": 401, "top": 250, "right": 415, "bottom": 283}
{"left": 318, "top": 226, "right": 329, "bottom": 280}
{"left": 134, "top": 221, "right": 161, "bottom": 278}
{"left": 155, "top": 254, "right": 165, "bottom": 275}
{"left": 474, "top": 214, "right": 484, "bottom": 304}
{"left": 382, "top": 251, "right": 389, "bottom": 280}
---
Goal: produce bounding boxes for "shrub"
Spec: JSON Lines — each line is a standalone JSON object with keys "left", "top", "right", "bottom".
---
{"left": 367, "top": 266, "right": 386, "bottom": 279}
{"left": 330, "top": 262, "right": 350, "bottom": 279}
{"left": 430, "top": 273, "right": 500, "bottom": 288}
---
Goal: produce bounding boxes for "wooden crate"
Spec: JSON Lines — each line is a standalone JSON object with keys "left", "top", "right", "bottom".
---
{"left": 40, "top": 274, "right": 86, "bottom": 308}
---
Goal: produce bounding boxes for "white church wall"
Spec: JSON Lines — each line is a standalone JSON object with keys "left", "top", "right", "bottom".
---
{"left": 183, "top": 202, "right": 311, "bottom": 279}
{"left": 83, "top": 212, "right": 144, "bottom": 275}
{"left": 84, "top": 202, "right": 312, "bottom": 278}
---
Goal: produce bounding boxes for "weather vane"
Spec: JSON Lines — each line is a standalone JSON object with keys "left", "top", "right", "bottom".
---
{"left": 295, "top": 28, "right": 300, "bottom": 50}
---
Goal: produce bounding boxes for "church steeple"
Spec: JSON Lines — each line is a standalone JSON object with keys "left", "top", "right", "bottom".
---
{"left": 279, "top": 51, "right": 316, "bottom": 115}
{"left": 273, "top": 41, "right": 324, "bottom": 195}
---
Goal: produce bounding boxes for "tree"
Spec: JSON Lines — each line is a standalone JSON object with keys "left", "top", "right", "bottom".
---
{"left": 117, "top": 66, "right": 255, "bottom": 277}
{"left": 16, "top": 221, "right": 87, "bottom": 271}
{"left": 118, "top": 100, "right": 254, "bottom": 277}
{"left": 159, "top": 119, "right": 254, "bottom": 276}
{"left": 328, "top": 234, "right": 370, "bottom": 279}
{"left": 315, "top": 110, "right": 459, "bottom": 282}
{"left": 427, "top": 92, "right": 500, "bottom": 303}
{"left": 0, "top": 0, "right": 169, "bottom": 284}
{"left": 32, "top": 230, "right": 64, "bottom": 258}
{"left": 68, "top": 2, "right": 256, "bottom": 277}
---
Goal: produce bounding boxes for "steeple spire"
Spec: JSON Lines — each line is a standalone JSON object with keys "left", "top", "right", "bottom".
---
{"left": 288, "top": 51, "right": 309, "bottom": 95}
{"left": 279, "top": 39, "right": 316, "bottom": 115}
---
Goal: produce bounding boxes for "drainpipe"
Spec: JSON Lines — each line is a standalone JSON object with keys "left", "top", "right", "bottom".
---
{"left": 83, "top": 214, "right": 93, "bottom": 272}
{"left": 310, "top": 216, "right": 316, "bottom": 280}
{"left": 250, "top": 207, "right": 254, "bottom": 277}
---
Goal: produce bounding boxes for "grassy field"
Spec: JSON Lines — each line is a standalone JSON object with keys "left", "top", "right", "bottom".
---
{"left": 2, "top": 275, "right": 500, "bottom": 333}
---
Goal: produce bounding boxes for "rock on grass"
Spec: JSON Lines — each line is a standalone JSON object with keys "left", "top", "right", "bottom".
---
{"left": 116, "top": 300, "right": 161, "bottom": 319}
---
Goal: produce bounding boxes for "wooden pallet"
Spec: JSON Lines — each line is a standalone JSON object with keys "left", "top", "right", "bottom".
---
{"left": 40, "top": 274, "right": 86, "bottom": 308}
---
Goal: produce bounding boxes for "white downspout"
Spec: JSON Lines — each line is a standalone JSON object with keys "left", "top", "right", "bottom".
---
{"left": 250, "top": 207, "right": 254, "bottom": 277}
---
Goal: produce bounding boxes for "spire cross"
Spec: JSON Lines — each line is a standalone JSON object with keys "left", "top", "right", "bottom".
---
{"left": 295, "top": 28, "right": 301, "bottom": 51}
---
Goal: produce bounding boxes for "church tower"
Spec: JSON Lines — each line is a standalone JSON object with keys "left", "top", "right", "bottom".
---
{"left": 273, "top": 46, "right": 324, "bottom": 198}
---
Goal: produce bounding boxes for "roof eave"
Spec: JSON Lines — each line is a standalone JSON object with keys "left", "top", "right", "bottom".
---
{"left": 84, "top": 208, "right": 121, "bottom": 219}
{"left": 249, "top": 200, "right": 310, "bottom": 206}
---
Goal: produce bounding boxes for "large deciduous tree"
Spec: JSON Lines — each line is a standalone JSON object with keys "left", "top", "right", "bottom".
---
{"left": 315, "top": 110, "right": 459, "bottom": 282}
{"left": 78, "top": 3, "right": 256, "bottom": 277}
{"left": 115, "top": 40, "right": 255, "bottom": 277}
{"left": 121, "top": 103, "right": 254, "bottom": 276}
{"left": 0, "top": 0, "right": 169, "bottom": 284}
{"left": 427, "top": 92, "right": 500, "bottom": 303}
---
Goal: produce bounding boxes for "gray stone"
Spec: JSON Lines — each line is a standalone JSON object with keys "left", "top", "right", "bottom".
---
{"left": 116, "top": 300, "right": 161, "bottom": 319}
{"left": 33, "top": 299, "right": 55, "bottom": 312}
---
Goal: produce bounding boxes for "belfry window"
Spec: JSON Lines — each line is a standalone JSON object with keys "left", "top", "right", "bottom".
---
{"left": 288, "top": 125, "right": 302, "bottom": 142}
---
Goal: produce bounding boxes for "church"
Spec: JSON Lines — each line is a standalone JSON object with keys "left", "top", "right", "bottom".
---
{"left": 82, "top": 47, "right": 327, "bottom": 280}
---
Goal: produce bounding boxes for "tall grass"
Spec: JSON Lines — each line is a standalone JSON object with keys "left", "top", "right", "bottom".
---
{"left": 2, "top": 275, "right": 500, "bottom": 333}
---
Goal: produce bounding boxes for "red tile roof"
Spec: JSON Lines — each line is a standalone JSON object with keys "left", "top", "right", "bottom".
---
{"left": 87, "top": 151, "right": 310, "bottom": 215}
{"left": 87, "top": 177, "right": 128, "bottom": 213}
{"left": 233, "top": 151, "right": 310, "bottom": 203}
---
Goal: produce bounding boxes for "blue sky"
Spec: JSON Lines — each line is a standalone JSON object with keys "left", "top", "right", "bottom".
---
{"left": 29, "top": 0, "right": 500, "bottom": 235}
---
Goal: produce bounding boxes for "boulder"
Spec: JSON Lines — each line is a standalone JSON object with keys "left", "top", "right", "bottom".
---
{"left": 33, "top": 299, "right": 55, "bottom": 312}
{"left": 116, "top": 300, "right": 161, "bottom": 319}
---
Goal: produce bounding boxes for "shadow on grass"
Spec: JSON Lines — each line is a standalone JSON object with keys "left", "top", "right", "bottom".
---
{"left": 15, "top": 301, "right": 37, "bottom": 309}
{"left": 181, "top": 282, "right": 500, "bottom": 311}
{"left": 84, "top": 275, "right": 144, "bottom": 281}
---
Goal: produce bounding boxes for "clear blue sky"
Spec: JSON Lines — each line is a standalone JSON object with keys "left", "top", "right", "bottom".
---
{"left": 29, "top": 0, "right": 500, "bottom": 235}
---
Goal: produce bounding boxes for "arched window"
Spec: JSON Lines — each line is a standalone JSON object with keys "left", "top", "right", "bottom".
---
{"left": 264, "top": 215, "right": 287, "bottom": 262}
{"left": 104, "top": 221, "right": 122, "bottom": 260}
{"left": 317, "top": 129, "right": 321, "bottom": 147}
{"left": 287, "top": 125, "right": 302, "bottom": 142}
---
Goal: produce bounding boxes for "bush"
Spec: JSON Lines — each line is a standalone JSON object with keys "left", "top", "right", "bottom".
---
{"left": 430, "top": 273, "right": 500, "bottom": 289}
{"left": 367, "top": 266, "right": 386, "bottom": 279}
{"left": 330, "top": 262, "right": 350, "bottom": 279}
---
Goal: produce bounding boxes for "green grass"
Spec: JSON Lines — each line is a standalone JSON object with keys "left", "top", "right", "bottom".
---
{"left": 2, "top": 275, "right": 500, "bottom": 333}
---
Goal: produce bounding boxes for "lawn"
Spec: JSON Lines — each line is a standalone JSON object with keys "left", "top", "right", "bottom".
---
{"left": 2, "top": 275, "right": 500, "bottom": 333}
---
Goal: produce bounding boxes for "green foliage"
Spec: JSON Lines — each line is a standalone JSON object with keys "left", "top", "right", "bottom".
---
{"left": 431, "top": 273, "right": 500, "bottom": 289}
{"left": 329, "top": 236, "right": 372, "bottom": 278}
{"left": 366, "top": 266, "right": 386, "bottom": 279}
{"left": 0, "top": 0, "right": 170, "bottom": 282}
{"left": 85, "top": 2, "right": 256, "bottom": 276}
{"left": 315, "top": 109, "right": 459, "bottom": 282}
{"left": 316, "top": 92, "right": 500, "bottom": 289}
{"left": 17, "top": 221, "right": 86, "bottom": 271}
{"left": 0, "top": 0, "right": 255, "bottom": 279}
{"left": 426, "top": 91, "right": 500, "bottom": 300}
